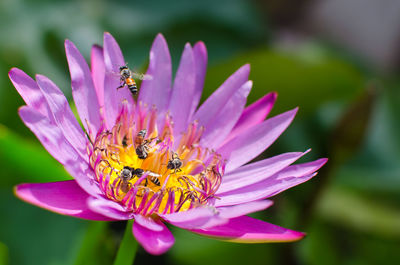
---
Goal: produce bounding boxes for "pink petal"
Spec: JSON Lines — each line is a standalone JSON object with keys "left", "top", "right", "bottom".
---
{"left": 219, "top": 108, "right": 298, "bottom": 173}
{"left": 65, "top": 40, "right": 102, "bottom": 139}
{"left": 168, "top": 43, "right": 196, "bottom": 136}
{"left": 134, "top": 214, "right": 165, "bottom": 231}
{"left": 87, "top": 197, "right": 132, "bottom": 220}
{"left": 161, "top": 207, "right": 227, "bottom": 230}
{"left": 18, "top": 106, "right": 80, "bottom": 165}
{"left": 193, "top": 64, "right": 250, "bottom": 129}
{"left": 217, "top": 150, "right": 309, "bottom": 193}
{"left": 103, "top": 32, "right": 134, "bottom": 129}
{"left": 216, "top": 200, "right": 274, "bottom": 219}
{"left": 200, "top": 80, "right": 252, "bottom": 149}
{"left": 139, "top": 34, "right": 172, "bottom": 119}
{"left": 36, "top": 74, "right": 88, "bottom": 161}
{"left": 18, "top": 106, "right": 101, "bottom": 198}
{"left": 132, "top": 218, "right": 175, "bottom": 255}
{"left": 215, "top": 158, "right": 328, "bottom": 207}
{"left": 190, "top": 215, "right": 305, "bottom": 243}
{"left": 9, "top": 68, "right": 51, "bottom": 118}
{"left": 225, "top": 92, "right": 277, "bottom": 143}
{"left": 91, "top": 44, "right": 105, "bottom": 107}
{"left": 63, "top": 160, "right": 103, "bottom": 198}
{"left": 15, "top": 181, "right": 113, "bottom": 221}
{"left": 188, "top": 41, "right": 208, "bottom": 120}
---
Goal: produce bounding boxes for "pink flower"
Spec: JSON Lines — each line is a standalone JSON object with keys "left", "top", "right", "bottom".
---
{"left": 10, "top": 33, "right": 327, "bottom": 255}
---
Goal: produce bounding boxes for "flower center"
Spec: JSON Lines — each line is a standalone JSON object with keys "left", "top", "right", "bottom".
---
{"left": 89, "top": 103, "right": 223, "bottom": 216}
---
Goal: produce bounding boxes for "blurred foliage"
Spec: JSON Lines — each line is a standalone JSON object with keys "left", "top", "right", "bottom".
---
{"left": 0, "top": 0, "right": 400, "bottom": 265}
{"left": 0, "top": 125, "right": 71, "bottom": 187}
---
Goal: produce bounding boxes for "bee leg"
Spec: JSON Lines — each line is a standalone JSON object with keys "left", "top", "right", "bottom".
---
{"left": 117, "top": 81, "right": 126, "bottom": 89}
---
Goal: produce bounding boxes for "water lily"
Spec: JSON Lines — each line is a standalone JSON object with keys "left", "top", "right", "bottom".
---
{"left": 10, "top": 32, "right": 327, "bottom": 255}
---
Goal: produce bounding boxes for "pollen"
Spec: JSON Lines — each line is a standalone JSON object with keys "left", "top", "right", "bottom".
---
{"left": 89, "top": 102, "right": 223, "bottom": 216}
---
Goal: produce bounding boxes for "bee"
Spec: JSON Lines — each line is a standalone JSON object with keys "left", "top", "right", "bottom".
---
{"left": 122, "top": 135, "right": 128, "bottom": 147}
{"left": 119, "top": 166, "right": 144, "bottom": 193}
{"left": 118, "top": 65, "right": 137, "bottom": 95}
{"left": 117, "top": 65, "right": 153, "bottom": 96}
{"left": 145, "top": 171, "right": 162, "bottom": 186}
{"left": 135, "top": 129, "right": 154, "bottom": 159}
{"left": 167, "top": 152, "right": 183, "bottom": 173}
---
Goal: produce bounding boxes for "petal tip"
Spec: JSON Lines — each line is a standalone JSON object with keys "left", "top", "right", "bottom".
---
{"left": 92, "top": 44, "right": 103, "bottom": 50}
{"left": 155, "top": 33, "right": 166, "bottom": 41}
{"left": 270, "top": 91, "right": 278, "bottom": 100}
{"left": 64, "top": 39, "right": 78, "bottom": 55}
{"left": 8, "top": 67, "right": 20, "bottom": 77}
{"left": 194, "top": 41, "right": 206, "bottom": 50}
{"left": 153, "top": 33, "right": 169, "bottom": 50}
{"left": 103, "top": 32, "right": 116, "bottom": 42}
{"left": 319, "top": 158, "right": 329, "bottom": 166}
{"left": 14, "top": 183, "right": 31, "bottom": 203}
{"left": 242, "top": 63, "right": 251, "bottom": 72}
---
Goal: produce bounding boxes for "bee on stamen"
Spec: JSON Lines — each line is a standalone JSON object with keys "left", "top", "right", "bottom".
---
{"left": 119, "top": 166, "right": 144, "bottom": 193}
{"left": 167, "top": 152, "right": 183, "bottom": 173}
{"left": 122, "top": 135, "right": 128, "bottom": 147}
{"left": 135, "top": 129, "right": 156, "bottom": 159}
{"left": 145, "top": 171, "right": 162, "bottom": 186}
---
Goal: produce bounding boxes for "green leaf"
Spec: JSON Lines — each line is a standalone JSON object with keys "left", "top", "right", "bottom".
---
{"left": 0, "top": 124, "right": 71, "bottom": 186}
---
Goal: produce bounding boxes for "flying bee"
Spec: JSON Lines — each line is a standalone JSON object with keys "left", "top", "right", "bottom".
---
{"left": 119, "top": 166, "right": 144, "bottom": 193}
{"left": 135, "top": 129, "right": 156, "bottom": 159}
{"left": 117, "top": 65, "right": 152, "bottom": 96}
{"left": 167, "top": 152, "right": 183, "bottom": 173}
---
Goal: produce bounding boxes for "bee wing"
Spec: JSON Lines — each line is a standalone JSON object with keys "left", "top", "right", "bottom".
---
{"left": 146, "top": 171, "right": 162, "bottom": 177}
{"left": 131, "top": 72, "right": 153, "bottom": 80}
{"left": 107, "top": 70, "right": 122, "bottom": 79}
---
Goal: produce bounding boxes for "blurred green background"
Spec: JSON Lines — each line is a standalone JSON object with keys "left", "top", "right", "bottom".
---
{"left": 1, "top": 0, "right": 400, "bottom": 264}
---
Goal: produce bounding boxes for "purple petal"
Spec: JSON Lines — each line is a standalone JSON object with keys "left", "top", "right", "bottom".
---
{"left": 134, "top": 214, "right": 165, "bottom": 231}
{"left": 15, "top": 181, "right": 114, "bottom": 221}
{"left": 132, "top": 218, "right": 175, "bottom": 255}
{"left": 215, "top": 158, "right": 328, "bottom": 207}
{"left": 190, "top": 215, "right": 305, "bottom": 243}
{"left": 225, "top": 92, "right": 277, "bottom": 143}
{"left": 18, "top": 106, "right": 80, "bottom": 165}
{"left": 18, "top": 106, "right": 101, "bottom": 198}
{"left": 193, "top": 64, "right": 250, "bottom": 129}
{"left": 87, "top": 197, "right": 132, "bottom": 220}
{"left": 36, "top": 74, "right": 88, "bottom": 160}
{"left": 91, "top": 44, "right": 105, "bottom": 107}
{"left": 9, "top": 68, "right": 51, "bottom": 118}
{"left": 169, "top": 43, "right": 196, "bottom": 136}
{"left": 200, "top": 80, "right": 252, "bottom": 149}
{"left": 217, "top": 150, "right": 309, "bottom": 194}
{"left": 65, "top": 40, "right": 102, "bottom": 139}
{"left": 103, "top": 32, "right": 134, "bottom": 129}
{"left": 139, "top": 34, "right": 172, "bottom": 118}
{"left": 217, "top": 200, "right": 273, "bottom": 219}
{"left": 219, "top": 108, "right": 298, "bottom": 173}
{"left": 161, "top": 207, "right": 227, "bottom": 230}
{"left": 63, "top": 160, "right": 103, "bottom": 198}
{"left": 188, "top": 41, "right": 208, "bottom": 120}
